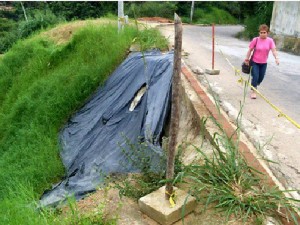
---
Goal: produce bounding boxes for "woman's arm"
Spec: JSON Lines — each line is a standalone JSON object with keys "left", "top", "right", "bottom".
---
{"left": 271, "top": 48, "right": 280, "bottom": 65}
{"left": 244, "top": 48, "right": 254, "bottom": 65}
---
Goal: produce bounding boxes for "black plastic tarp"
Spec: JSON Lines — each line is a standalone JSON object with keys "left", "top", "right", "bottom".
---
{"left": 40, "top": 51, "right": 174, "bottom": 206}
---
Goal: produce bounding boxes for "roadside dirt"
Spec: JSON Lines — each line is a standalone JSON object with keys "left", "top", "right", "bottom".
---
{"left": 66, "top": 186, "right": 258, "bottom": 225}
{"left": 138, "top": 17, "right": 173, "bottom": 23}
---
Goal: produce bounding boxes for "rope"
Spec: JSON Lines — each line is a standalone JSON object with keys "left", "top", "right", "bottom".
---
{"left": 165, "top": 190, "right": 176, "bottom": 208}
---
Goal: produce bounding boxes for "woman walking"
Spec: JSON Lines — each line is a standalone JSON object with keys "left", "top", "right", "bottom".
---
{"left": 244, "top": 24, "right": 280, "bottom": 99}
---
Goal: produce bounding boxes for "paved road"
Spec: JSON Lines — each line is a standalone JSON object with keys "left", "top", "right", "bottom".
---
{"left": 159, "top": 24, "right": 300, "bottom": 197}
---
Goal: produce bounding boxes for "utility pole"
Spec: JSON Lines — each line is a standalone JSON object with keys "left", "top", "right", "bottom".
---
{"left": 165, "top": 13, "right": 182, "bottom": 200}
{"left": 118, "top": 1, "right": 124, "bottom": 33}
{"left": 190, "top": 1, "right": 194, "bottom": 23}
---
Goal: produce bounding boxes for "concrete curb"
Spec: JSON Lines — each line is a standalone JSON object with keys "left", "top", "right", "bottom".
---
{"left": 181, "top": 65, "right": 300, "bottom": 225}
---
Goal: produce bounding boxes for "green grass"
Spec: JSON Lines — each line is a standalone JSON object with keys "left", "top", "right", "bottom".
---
{"left": 0, "top": 21, "right": 168, "bottom": 224}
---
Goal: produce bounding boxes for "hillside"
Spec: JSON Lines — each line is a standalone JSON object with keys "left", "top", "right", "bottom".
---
{"left": 0, "top": 18, "right": 168, "bottom": 225}
{"left": 1, "top": 17, "right": 296, "bottom": 225}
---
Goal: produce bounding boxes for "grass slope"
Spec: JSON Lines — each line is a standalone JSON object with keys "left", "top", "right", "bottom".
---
{"left": 0, "top": 20, "right": 167, "bottom": 224}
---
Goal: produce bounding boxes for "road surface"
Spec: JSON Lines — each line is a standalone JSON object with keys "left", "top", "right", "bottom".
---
{"left": 159, "top": 24, "right": 300, "bottom": 197}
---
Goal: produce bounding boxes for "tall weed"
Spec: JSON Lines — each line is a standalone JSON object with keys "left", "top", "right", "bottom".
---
{"left": 175, "top": 77, "right": 300, "bottom": 223}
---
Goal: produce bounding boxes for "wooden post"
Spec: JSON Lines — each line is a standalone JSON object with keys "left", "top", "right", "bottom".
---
{"left": 165, "top": 13, "right": 182, "bottom": 200}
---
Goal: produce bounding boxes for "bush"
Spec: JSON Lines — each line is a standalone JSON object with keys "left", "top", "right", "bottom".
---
{"left": 46, "top": 2, "right": 117, "bottom": 21}
{"left": 0, "top": 31, "right": 18, "bottom": 53}
{"left": 17, "top": 9, "right": 65, "bottom": 39}
{"left": 0, "top": 18, "right": 18, "bottom": 53}
{"left": 0, "top": 17, "right": 17, "bottom": 33}
{"left": 126, "top": 2, "right": 177, "bottom": 19}
{"left": 242, "top": 2, "right": 273, "bottom": 40}
{"left": 193, "top": 7, "right": 238, "bottom": 25}
{"left": 0, "top": 9, "right": 65, "bottom": 53}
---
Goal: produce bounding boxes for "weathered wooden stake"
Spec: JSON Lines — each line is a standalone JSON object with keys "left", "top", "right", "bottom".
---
{"left": 165, "top": 13, "right": 182, "bottom": 200}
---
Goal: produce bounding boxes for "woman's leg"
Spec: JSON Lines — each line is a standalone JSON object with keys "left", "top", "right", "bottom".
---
{"left": 258, "top": 63, "right": 267, "bottom": 86}
{"left": 251, "top": 62, "right": 259, "bottom": 89}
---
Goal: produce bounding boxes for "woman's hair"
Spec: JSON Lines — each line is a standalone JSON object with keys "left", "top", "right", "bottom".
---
{"left": 259, "top": 24, "right": 269, "bottom": 32}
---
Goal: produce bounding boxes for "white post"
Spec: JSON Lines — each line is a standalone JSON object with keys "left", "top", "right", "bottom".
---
{"left": 118, "top": 1, "right": 124, "bottom": 33}
{"left": 20, "top": 2, "right": 28, "bottom": 22}
{"left": 190, "top": 1, "right": 194, "bottom": 23}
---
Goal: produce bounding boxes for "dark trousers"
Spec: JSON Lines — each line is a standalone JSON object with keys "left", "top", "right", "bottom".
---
{"left": 251, "top": 62, "right": 267, "bottom": 89}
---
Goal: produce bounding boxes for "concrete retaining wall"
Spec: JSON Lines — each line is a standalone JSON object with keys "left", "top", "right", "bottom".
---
{"left": 270, "top": 2, "right": 300, "bottom": 55}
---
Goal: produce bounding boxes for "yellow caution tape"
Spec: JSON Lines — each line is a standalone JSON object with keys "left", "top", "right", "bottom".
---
{"left": 165, "top": 191, "right": 176, "bottom": 208}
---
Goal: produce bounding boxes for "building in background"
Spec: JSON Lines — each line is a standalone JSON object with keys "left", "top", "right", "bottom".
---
{"left": 270, "top": 1, "right": 300, "bottom": 55}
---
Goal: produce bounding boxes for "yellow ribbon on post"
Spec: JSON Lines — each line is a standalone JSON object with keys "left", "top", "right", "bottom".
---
{"left": 165, "top": 191, "right": 176, "bottom": 208}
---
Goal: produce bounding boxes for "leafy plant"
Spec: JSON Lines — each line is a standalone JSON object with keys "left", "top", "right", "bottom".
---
{"left": 114, "top": 137, "right": 184, "bottom": 200}
{"left": 192, "top": 7, "right": 238, "bottom": 25}
{"left": 242, "top": 2, "right": 274, "bottom": 40}
{"left": 126, "top": 2, "right": 177, "bottom": 19}
{"left": 179, "top": 134, "right": 300, "bottom": 223}
{"left": 17, "top": 9, "right": 65, "bottom": 39}
{"left": 0, "top": 18, "right": 18, "bottom": 53}
{"left": 0, "top": 9, "right": 65, "bottom": 53}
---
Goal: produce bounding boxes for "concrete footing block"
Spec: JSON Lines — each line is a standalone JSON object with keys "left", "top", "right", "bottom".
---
{"left": 138, "top": 186, "right": 196, "bottom": 225}
{"left": 205, "top": 69, "right": 220, "bottom": 75}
